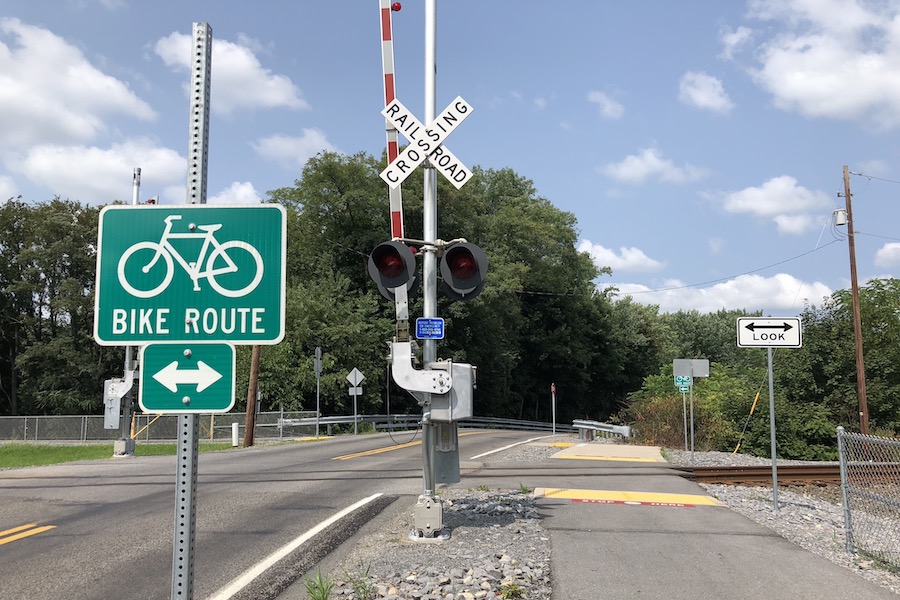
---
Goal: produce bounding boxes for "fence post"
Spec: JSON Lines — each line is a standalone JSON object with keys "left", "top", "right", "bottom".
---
{"left": 836, "top": 426, "right": 854, "bottom": 554}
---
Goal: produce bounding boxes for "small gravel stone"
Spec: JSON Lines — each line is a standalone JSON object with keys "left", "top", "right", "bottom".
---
{"left": 326, "top": 436, "right": 900, "bottom": 598}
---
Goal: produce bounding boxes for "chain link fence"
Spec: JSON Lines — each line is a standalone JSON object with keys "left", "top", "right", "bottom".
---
{"left": 0, "top": 411, "right": 318, "bottom": 443}
{"left": 837, "top": 426, "right": 900, "bottom": 569}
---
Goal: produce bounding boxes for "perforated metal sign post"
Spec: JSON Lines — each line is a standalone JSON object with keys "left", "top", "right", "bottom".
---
{"left": 94, "top": 204, "right": 286, "bottom": 346}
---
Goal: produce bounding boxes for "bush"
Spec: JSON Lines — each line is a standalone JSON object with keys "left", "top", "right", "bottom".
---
{"left": 623, "top": 394, "right": 734, "bottom": 451}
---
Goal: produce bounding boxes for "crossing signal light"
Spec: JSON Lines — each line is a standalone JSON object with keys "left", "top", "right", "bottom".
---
{"left": 368, "top": 241, "right": 417, "bottom": 300}
{"left": 440, "top": 243, "right": 488, "bottom": 301}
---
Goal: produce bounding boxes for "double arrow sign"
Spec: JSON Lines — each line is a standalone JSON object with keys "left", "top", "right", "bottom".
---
{"left": 736, "top": 317, "right": 802, "bottom": 348}
{"left": 380, "top": 96, "right": 473, "bottom": 189}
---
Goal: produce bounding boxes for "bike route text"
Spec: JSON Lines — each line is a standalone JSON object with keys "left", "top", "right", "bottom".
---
{"left": 111, "top": 307, "right": 267, "bottom": 336}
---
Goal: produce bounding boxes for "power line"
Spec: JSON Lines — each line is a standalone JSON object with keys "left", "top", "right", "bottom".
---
{"left": 615, "top": 239, "right": 841, "bottom": 296}
{"left": 849, "top": 171, "right": 900, "bottom": 186}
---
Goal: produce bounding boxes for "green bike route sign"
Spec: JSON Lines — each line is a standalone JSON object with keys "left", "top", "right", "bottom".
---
{"left": 93, "top": 204, "right": 286, "bottom": 345}
{"left": 139, "top": 342, "right": 235, "bottom": 413}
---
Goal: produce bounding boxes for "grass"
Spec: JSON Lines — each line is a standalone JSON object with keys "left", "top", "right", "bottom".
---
{"left": 0, "top": 442, "right": 234, "bottom": 469}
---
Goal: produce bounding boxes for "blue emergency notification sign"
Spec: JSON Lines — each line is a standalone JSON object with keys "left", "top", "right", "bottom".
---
{"left": 416, "top": 317, "right": 445, "bottom": 340}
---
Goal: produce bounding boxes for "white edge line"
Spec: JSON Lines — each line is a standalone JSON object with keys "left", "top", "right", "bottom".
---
{"left": 468, "top": 435, "right": 556, "bottom": 460}
{"left": 206, "top": 493, "right": 384, "bottom": 600}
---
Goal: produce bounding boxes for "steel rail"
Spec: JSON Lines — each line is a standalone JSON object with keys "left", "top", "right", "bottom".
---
{"left": 677, "top": 464, "right": 842, "bottom": 485}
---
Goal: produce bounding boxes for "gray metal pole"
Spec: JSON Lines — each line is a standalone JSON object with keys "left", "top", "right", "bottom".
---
{"left": 420, "top": 0, "right": 438, "bottom": 501}
{"left": 171, "top": 411, "right": 199, "bottom": 599}
{"left": 119, "top": 168, "right": 142, "bottom": 453}
{"left": 172, "top": 22, "right": 211, "bottom": 600}
{"left": 682, "top": 391, "right": 688, "bottom": 452}
{"left": 836, "top": 426, "right": 854, "bottom": 553}
{"left": 767, "top": 346, "right": 779, "bottom": 512}
{"left": 689, "top": 367, "right": 695, "bottom": 463}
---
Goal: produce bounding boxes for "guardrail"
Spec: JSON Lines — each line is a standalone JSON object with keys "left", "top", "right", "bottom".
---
{"left": 279, "top": 415, "right": 575, "bottom": 434}
{"left": 572, "top": 419, "right": 632, "bottom": 440}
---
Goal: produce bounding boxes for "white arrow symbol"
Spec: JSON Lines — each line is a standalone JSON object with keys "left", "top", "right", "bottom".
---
{"left": 152, "top": 360, "right": 222, "bottom": 393}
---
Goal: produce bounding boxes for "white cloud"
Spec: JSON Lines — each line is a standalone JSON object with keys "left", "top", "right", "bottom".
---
{"left": 746, "top": 1, "right": 900, "bottom": 129}
{"left": 709, "top": 238, "right": 725, "bottom": 255}
{"left": 875, "top": 243, "right": 900, "bottom": 268}
{"left": 578, "top": 240, "right": 664, "bottom": 273}
{"left": 587, "top": 91, "right": 624, "bottom": 120}
{"left": 13, "top": 138, "right": 184, "bottom": 205}
{"left": 719, "top": 25, "right": 753, "bottom": 60}
{"left": 0, "top": 18, "right": 155, "bottom": 149}
{"left": 720, "top": 175, "right": 830, "bottom": 234}
{"left": 154, "top": 32, "right": 308, "bottom": 115}
{"left": 601, "top": 148, "right": 709, "bottom": 184}
{"left": 610, "top": 273, "right": 832, "bottom": 314}
{"left": 209, "top": 181, "right": 262, "bottom": 204}
{"left": 678, "top": 71, "right": 734, "bottom": 114}
{"left": 0, "top": 176, "right": 17, "bottom": 201}
{"left": 251, "top": 129, "right": 338, "bottom": 170}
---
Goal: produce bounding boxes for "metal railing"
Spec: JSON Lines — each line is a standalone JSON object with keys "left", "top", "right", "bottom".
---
{"left": 572, "top": 419, "right": 632, "bottom": 440}
{"left": 0, "top": 413, "right": 574, "bottom": 443}
{"left": 837, "top": 426, "right": 900, "bottom": 569}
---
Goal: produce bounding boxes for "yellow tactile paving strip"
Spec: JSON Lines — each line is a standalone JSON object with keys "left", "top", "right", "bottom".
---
{"left": 556, "top": 455, "right": 660, "bottom": 463}
{"left": 535, "top": 487, "right": 723, "bottom": 507}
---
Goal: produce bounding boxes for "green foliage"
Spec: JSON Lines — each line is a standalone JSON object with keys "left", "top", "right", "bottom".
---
{"left": 304, "top": 570, "right": 335, "bottom": 600}
{"left": 5, "top": 150, "right": 899, "bottom": 463}
{"left": 342, "top": 565, "right": 376, "bottom": 600}
{"left": 500, "top": 582, "right": 525, "bottom": 599}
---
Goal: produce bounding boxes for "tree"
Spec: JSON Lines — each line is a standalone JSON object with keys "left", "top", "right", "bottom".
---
{"left": 0, "top": 199, "right": 120, "bottom": 415}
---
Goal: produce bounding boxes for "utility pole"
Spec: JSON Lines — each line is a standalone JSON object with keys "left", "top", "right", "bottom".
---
{"left": 842, "top": 165, "right": 869, "bottom": 434}
{"left": 243, "top": 344, "right": 260, "bottom": 447}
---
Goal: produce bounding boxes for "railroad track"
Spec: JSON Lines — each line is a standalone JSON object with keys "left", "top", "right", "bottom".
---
{"left": 678, "top": 464, "right": 841, "bottom": 485}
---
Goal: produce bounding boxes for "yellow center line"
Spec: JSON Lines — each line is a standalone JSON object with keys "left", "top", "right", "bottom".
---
{"left": 0, "top": 523, "right": 56, "bottom": 545}
{"left": 332, "top": 430, "right": 488, "bottom": 460}
{"left": 333, "top": 439, "right": 422, "bottom": 460}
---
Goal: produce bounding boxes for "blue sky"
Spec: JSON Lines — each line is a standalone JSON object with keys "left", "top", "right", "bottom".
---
{"left": 3, "top": 1, "right": 900, "bottom": 315}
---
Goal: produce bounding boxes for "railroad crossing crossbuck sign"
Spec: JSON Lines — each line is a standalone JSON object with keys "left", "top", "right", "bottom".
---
{"left": 380, "top": 96, "right": 473, "bottom": 189}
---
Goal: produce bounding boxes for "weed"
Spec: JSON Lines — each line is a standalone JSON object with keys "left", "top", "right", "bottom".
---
{"left": 304, "top": 570, "right": 334, "bottom": 600}
{"left": 518, "top": 483, "right": 533, "bottom": 494}
{"left": 342, "top": 564, "right": 376, "bottom": 600}
{"left": 500, "top": 581, "right": 525, "bottom": 599}
{"left": 476, "top": 484, "right": 491, "bottom": 492}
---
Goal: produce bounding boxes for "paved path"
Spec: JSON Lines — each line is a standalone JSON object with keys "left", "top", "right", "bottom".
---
{"left": 464, "top": 441, "right": 898, "bottom": 600}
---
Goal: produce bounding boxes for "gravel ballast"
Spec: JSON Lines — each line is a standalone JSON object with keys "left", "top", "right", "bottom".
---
{"left": 319, "top": 439, "right": 900, "bottom": 598}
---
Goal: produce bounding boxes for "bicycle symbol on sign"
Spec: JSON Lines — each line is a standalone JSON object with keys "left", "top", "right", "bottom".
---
{"left": 117, "top": 215, "right": 264, "bottom": 299}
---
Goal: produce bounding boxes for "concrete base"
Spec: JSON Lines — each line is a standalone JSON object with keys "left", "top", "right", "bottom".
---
{"left": 113, "top": 438, "right": 135, "bottom": 456}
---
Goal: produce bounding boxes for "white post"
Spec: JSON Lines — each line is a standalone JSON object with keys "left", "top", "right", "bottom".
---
{"left": 231, "top": 422, "right": 239, "bottom": 447}
{"left": 551, "top": 383, "right": 557, "bottom": 435}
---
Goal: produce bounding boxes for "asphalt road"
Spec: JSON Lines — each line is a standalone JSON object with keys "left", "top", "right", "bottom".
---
{"left": 0, "top": 429, "right": 541, "bottom": 600}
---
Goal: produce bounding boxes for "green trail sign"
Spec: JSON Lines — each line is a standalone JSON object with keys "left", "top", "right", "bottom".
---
{"left": 139, "top": 343, "right": 235, "bottom": 413}
{"left": 94, "top": 204, "right": 285, "bottom": 345}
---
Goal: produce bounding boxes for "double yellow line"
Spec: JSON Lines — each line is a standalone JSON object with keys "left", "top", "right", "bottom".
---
{"left": 332, "top": 430, "right": 488, "bottom": 461}
{"left": 0, "top": 523, "right": 56, "bottom": 545}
